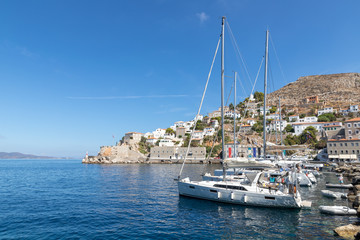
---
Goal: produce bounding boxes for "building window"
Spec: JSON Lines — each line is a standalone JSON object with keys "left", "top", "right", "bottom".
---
{"left": 356, "top": 143, "right": 359, "bottom": 146}
{"left": 352, "top": 143, "right": 355, "bottom": 146}
{"left": 334, "top": 143, "right": 337, "bottom": 146}
{"left": 340, "top": 143, "right": 343, "bottom": 147}
{"left": 349, "top": 130, "right": 352, "bottom": 135}
{"left": 335, "top": 150, "right": 338, "bottom": 154}
{"left": 341, "top": 150, "right": 344, "bottom": 154}
{"left": 330, "top": 150, "right": 333, "bottom": 154}
{"left": 346, "top": 150, "right": 348, "bottom": 154}
{"left": 348, "top": 123, "right": 352, "bottom": 128}
{"left": 329, "top": 143, "right": 332, "bottom": 147}
{"left": 353, "top": 150, "right": 355, "bottom": 154}
{"left": 345, "top": 143, "right": 348, "bottom": 146}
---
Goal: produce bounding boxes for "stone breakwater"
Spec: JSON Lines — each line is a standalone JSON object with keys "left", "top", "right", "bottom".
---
{"left": 82, "top": 143, "right": 220, "bottom": 164}
{"left": 332, "top": 165, "right": 360, "bottom": 239}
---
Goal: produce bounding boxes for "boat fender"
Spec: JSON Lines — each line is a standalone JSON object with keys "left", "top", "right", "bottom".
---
{"left": 244, "top": 195, "right": 247, "bottom": 203}
{"left": 294, "top": 186, "right": 297, "bottom": 193}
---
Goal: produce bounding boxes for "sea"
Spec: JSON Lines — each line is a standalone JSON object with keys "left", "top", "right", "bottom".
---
{"left": 0, "top": 159, "right": 355, "bottom": 239}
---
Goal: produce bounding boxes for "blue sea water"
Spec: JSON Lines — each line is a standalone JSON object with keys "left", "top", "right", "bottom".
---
{"left": 0, "top": 160, "right": 355, "bottom": 239}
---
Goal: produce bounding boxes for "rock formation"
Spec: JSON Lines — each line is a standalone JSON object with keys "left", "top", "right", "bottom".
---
{"left": 82, "top": 142, "right": 147, "bottom": 164}
{"left": 268, "top": 73, "right": 360, "bottom": 108}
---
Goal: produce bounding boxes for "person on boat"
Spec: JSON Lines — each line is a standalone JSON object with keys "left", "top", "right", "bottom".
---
{"left": 339, "top": 174, "right": 344, "bottom": 185}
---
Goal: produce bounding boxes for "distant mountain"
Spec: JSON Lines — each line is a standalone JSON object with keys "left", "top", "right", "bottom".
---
{"left": 268, "top": 73, "right": 360, "bottom": 108}
{"left": 0, "top": 152, "right": 60, "bottom": 159}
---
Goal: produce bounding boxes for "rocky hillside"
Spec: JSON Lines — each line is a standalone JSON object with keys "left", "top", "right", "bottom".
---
{"left": 268, "top": 73, "right": 360, "bottom": 107}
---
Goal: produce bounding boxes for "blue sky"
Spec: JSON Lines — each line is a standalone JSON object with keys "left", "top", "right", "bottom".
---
{"left": 1, "top": 0, "right": 360, "bottom": 157}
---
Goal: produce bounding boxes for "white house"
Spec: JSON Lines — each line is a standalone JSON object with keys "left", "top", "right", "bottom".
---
{"left": 174, "top": 121, "right": 185, "bottom": 128}
{"left": 291, "top": 122, "right": 324, "bottom": 136}
{"left": 193, "top": 131, "right": 204, "bottom": 139}
{"left": 194, "top": 114, "right": 204, "bottom": 122}
{"left": 144, "top": 132, "right": 153, "bottom": 138}
{"left": 146, "top": 137, "right": 158, "bottom": 145}
{"left": 225, "top": 111, "right": 241, "bottom": 119}
{"left": 259, "top": 107, "right": 270, "bottom": 115}
{"left": 204, "top": 127, "right": 216, "bottom": 136}
{"left": 323, "top": 121, "right": 343, "bottom": 127}
{"left": 318, "top": 107, "right": 334, "bottom": 116}
{"left": 350, "top": 105, "right": 359, "bottom": 113}
{"left": 211, "top": 120, "right": 219, "bottom": 128}
{"left": 247, "top": 119, "right": 256, "bottom": 126}
{"left": 184, "top": 121, "right": 195, "bottom": 130}
{"left": 152, "top": 128, "right": 166, "bottom": 138}
{"left": 265, "top": 113, "right": 280, "bottom": 120}
{"left": 164, "top": 133, "right": 175, "bottom": 140}
{"left": 159, "top": 139, "right": 174, "bottom": 147}
{"left": 299, "top": 116, "right": 318, "bottom": 123}
{"left": 289, "top": 115, "right": 300, "bottom": 122}
{"left": 267, "top": 120, "right": 288, "bottom": 132}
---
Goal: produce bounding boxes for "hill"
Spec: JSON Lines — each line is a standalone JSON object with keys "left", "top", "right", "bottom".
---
{"left": 268, "top": 73, "right": 360, "bottom": 108}
{"left": 0, "top": 152, "right": 58, "bottom": 159}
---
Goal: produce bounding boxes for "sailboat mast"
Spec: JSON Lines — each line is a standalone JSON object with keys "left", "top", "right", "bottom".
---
{"left": 221, "top": 16, "right": 226, "bottom": 179}
{"left": 263, "top": 30, "right": 269, "bottom": 158}
{"left": 279, "top": 96, "right": 283, "bottom": 146}
{"left": 233, "top": 71, "right": 237, "bottom": 158}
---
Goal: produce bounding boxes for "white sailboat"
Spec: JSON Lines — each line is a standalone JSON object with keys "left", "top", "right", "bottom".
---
{"left": 177, "top": 17, "right": 311, "bottom": 209}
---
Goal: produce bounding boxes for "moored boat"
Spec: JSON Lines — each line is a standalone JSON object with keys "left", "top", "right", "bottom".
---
{"left": 321, "top": 190, "right": 347, "bottom": 199}
{"left": 319, "top": 205, "right": 356, "bottom": 215}
{"left": 325, "top": 183, "right": 353, "bottom": 189}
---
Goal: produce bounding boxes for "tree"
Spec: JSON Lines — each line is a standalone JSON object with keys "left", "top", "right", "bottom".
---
{"left": 165, "top": 128, "right": 175, "bottom": 135}
{"left": 229, "top": 103, "right": 234, "bottom": 110}
{"left": 270, "top": 106, "right": 277, "bottom": 113}
{"left": 315, "top": 139, "right": 327, "bottom": 149}
{"left": 318, "top": 113, "right": 336, "bottom": 122}
{"left": 287, "top": 112, "right": 295, "bottom": 117}
{"left": 300, "top": 113, "right": 306, "bottom": 118}
{"left": 284, "top": 124, "right": 294, "bottom": 133}
{"left": 254, "top": 91, "right": 264, "bottom": 102}
{"left": 299, "top": 126, "right": 317, "bottom": 145}
{"left": 251, "top": 121, "right": 263, "bottom": 133}
{"left": 284, "top": 135, "right": 300, "bottom": 146}
{"left": 195, "top": 120, "right": 205, "bottom": 130}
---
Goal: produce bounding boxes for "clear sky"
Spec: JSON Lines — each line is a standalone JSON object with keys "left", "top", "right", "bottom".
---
{"left": 1, "top": 0, "right": 360, "bottom": 158}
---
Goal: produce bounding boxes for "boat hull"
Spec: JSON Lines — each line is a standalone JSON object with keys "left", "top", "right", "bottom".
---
{"left": 319, "top": 205, "right": 356, "bottom": 215}
{"left": 178, "top": 180, "right": 301, "bottom": 209}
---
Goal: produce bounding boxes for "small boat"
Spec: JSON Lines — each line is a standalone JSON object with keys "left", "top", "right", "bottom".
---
{"left": 321, "top": 190, "right": 347, "bottom": 199}
{"left": 297, "top": 173, "right": 312, "bottom": 187}
{"left": 325, "top": 183, "right": 353, "bottom": 189}
{"left": 319, "top": 205, "right": 357, "bottom": 215}
{"left": 306, "top": 172, "right": 317, "bottom": 184}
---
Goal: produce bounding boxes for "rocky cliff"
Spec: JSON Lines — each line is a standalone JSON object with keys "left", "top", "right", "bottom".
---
{"left": 268, "top": 73, "right": 360, "bottom": 107}
{"left": 82, "top": 143, "right": 147, "bottom": 164}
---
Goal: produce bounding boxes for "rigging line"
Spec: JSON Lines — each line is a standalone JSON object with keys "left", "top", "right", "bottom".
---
{"left": 226, "top": 81, "right": 234, "bottom": 106}
{"left": 226, "top": 21, "right": 254, "bottom": 87}
{"left": 178, "top": 36, "right": 221, "bottom": 179}
{"left": 269, "top": 32, "right": 287, "bottom": 86}
{"left": 237, "top": 57, "right": 264, "bottom": 136}
{"left": 201, "top": 130, "right": 219, "bottom": 176}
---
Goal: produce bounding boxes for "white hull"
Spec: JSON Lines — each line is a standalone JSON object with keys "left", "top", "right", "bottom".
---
{"left": 319, "top": 205, "right": 356, "bottom": 215}
{"left": 321, "top": 190, "right": 347, "bottom": 199}
{"left": 325, "top": 183, "right": 353, "bottom": 189}
{"left": 297, "top": 173, "right": 312, "bottom": 187}
{"left": 178, "top": 179, "right": 302, "bottom": 209}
